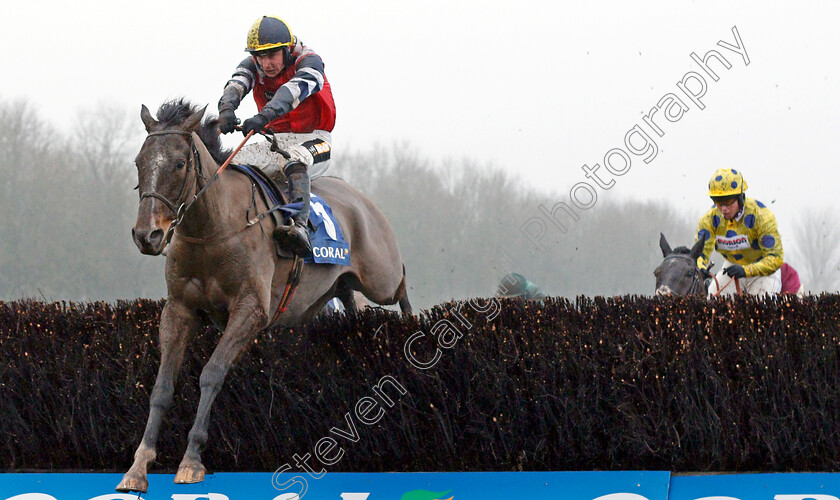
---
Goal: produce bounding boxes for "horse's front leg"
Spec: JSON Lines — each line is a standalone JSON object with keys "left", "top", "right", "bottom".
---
{"left": 174, "top": 294, "right": 268, "bottom": 484}
{"left": 117, "top": 301, "right": 199, "bottom": 493}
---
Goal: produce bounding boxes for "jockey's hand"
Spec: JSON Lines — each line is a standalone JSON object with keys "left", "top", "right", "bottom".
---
{"left": 723, "top": 265, "right": 747, "bottom": 279}
{"left": 219, "top": 109, "right": 238, "bottom": 134}
{"left": 241, "top": 114, "right": 269, "bottom": 136}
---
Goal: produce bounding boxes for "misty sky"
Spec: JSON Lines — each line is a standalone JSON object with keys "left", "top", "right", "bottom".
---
{"left": 3, "top": 0, "right": 839, "bottom": 256}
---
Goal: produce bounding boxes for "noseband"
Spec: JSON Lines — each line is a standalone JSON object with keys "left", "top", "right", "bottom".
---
{"left": 138, "top": 130, "right": 204, "bottom": 246}
{"left": 660, "top": 253, "right": 703, "bottom": 295}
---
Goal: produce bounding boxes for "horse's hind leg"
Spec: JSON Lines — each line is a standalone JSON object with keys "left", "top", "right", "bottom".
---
{"left": 173, "top": 297, "right": 268, "bottom": 485}
{"left": 335, "top": 274, "right": 373, "bottom": 312}
{"left": 397, "top": 265, "right": 412, "bottom": 315}
{"left": 117, "top": 301, "right": 199, "bottom": 493}
{"left": 356, "top": 263, "right": 412, "bottom": 315}
{"left": 337, "top": 285, "right": 357, "bottom": 311}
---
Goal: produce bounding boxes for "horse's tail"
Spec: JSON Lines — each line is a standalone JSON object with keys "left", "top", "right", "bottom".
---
{"left": 396, "top": 263, "right": 412, "bottom": 315}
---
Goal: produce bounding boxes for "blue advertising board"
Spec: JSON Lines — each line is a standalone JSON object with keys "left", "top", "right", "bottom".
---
{"left": 4, "top": 471, "right": 840, "bottom": 500}
{"left": 0, "top": 471, "right": 671, "bottom": 500}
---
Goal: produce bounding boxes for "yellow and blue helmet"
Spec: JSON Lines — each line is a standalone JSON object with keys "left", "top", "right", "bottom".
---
{"left": 708, "top": 168, "right": 748, "bottom": 198}
{"left": 246, "top": 16, "right": 295, "bottom": 54}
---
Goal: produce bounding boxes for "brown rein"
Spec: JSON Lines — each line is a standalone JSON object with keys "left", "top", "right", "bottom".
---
{"left": 711, "top": 274, "right": 742, "bottom": 297}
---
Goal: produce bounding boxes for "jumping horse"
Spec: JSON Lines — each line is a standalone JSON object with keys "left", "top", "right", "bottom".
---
{"left": 117, "top": 99, "right": 411, "bottom": 493}
{"left": 654, "top": 233, "right": 803, "bottom": 296}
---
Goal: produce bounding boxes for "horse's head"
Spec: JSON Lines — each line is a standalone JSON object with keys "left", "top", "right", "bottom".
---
{"left": 654, "top": 233, "right": 708, "bottom": 296}
{"left": 131, "top": 100, "right": 207, "bottom": 255}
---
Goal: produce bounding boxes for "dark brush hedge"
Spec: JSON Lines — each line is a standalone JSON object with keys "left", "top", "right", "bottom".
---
{"left": 1, "top": 294, "right": 839, "bottom": 473}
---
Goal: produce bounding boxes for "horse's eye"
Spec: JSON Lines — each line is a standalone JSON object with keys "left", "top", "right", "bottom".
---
{"left": 175, "top": 160, "right": 186, "bottom": 169}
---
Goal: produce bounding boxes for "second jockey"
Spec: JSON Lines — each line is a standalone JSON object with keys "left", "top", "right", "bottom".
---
{"left": 695, "top": 168, "right": 785, "bottom": 297}
{"left": 217, "top": 15, "right": 336, "bottom": 257}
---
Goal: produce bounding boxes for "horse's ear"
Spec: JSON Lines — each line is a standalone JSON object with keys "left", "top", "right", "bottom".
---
{"left": 690, "top": 233, "right": 707, "bottom": 261}
{"left": 659, "top": 233, "right": 672, "bottom": 257}
{"left": 182, "top": 105, "right": 208, "bottom": 132}
{"left": 140, "top": 105, "right": 157, "bottom": 132}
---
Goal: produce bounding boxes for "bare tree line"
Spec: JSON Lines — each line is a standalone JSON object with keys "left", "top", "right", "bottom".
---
{"left": 0, "top": 98, "right": 835, "bottom": 308}
{"left": 0, "top": 98, "right": 164, "bottom": 301}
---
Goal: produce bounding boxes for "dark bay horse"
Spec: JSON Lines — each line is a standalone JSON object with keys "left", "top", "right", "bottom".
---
{"left": 654, "top": 233, "right": 708, "bottom": 296}
{"left": 117, "top": 99, "right": 411, "bottom": 493}
{"left": 654, "top": 233, "right": 805, "bottom": 296}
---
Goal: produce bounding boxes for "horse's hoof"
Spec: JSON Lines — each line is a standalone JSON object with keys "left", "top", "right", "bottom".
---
{"left": 174, "top": 462, "right": 206, "bottom": 484}
{"left": 116, "top": 474, "right": 148, "bottom": 493}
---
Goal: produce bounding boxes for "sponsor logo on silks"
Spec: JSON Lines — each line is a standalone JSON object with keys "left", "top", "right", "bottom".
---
{"left": 400, "top": 489, "right": 453, "bottom": 500}
{"left": 303, "top": 138, "right": 332, "bottom": 163}
{"left": 716, "top": 233, "right": 750, "bottom": 251}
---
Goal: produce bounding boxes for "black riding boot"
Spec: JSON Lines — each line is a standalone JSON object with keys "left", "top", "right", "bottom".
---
{"left": 274, "top": 161, "right": 313, "bottom": 257}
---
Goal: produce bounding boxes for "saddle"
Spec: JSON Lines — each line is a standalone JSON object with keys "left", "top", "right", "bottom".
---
{"left": 228, "top": 164, "right": 294, "bottom": 257}
{"left": 228, "top": 164, "right": 350, "bottom": 266}
{"left": 229, "top": 164, "right": 287, "bottom": 210}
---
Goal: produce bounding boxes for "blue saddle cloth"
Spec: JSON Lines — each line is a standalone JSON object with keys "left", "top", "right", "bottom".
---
{"left": 230, "top": 164, "right": 350, "bottom": 266}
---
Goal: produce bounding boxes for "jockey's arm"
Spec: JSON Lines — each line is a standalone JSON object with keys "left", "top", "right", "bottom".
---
{"left": 259, "top": 53, "right": 326, "bottom": 122}
{"left": 218, "top": 57, "right": 257, "bottom": 113}
{"left": 695, "top": 210, "right": 717, "bottom": 271}
{"left": 743, "top": 210, "right": 784, "bottom": 277}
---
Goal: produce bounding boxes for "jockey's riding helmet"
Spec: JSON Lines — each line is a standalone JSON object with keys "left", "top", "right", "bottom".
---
{"left": 497, "top": 273, "right": 528, "bottom": 298}
{"left": 708, "top": 168, "right": 748, "bottom": 197}
{"left": 708, "top": 168, "right": 747, "bottom": 211}
{"left": 246, "top": 16, "right": 295, "bottom": 54}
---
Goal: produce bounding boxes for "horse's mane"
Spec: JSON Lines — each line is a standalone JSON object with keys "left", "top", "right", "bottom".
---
{"left": 671, "top": 246, "right": 691, "bottom": 254}
{"left": 156, "top": 98, "right": 232, "bottom": 165}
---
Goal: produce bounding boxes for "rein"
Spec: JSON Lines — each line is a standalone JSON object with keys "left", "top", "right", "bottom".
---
{"left": 662, "top": 254, "right": 745, "bottom": 297}
{"left": 711, "top": 274, "right": 742, "bottom": 297}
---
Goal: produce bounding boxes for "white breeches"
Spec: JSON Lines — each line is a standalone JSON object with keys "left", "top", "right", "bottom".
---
{"left": 707, "top": 265, "right": 782, "bottom": 298}
{"left": 231, "top": 130, "right": 332, "bottom": 181}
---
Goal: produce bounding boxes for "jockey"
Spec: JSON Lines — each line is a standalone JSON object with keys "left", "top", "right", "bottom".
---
{"left": 496, "top": 273, "right": 546, "bottom": 301}
{"left": 217, "top": 15, "right": 336, "bottom": 258}
{"left": 695, "top": 168, "right": 785, "bottom": 297}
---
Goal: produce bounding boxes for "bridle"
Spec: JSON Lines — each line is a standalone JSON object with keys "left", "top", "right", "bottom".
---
{"left": 135, "top": 127, "right": 302, "bottom": 320}
{"left": 659, "top": 253, "right": 704, "bottom": 295}
{"left": 137, "top": 128, "right": 259, "bottom": 252}
{"left": 138, "top": 129, "right": 209, "bottom": 248}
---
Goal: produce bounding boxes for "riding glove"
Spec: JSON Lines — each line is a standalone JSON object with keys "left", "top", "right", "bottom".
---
{"left": 219, "top": 109, "right": 238, "bottom": 134}
{"left": 723, "top": 265, "right": 747, "bottom": 279}
{"left": 241, "top": 114, "right": 269, "bottom": 136}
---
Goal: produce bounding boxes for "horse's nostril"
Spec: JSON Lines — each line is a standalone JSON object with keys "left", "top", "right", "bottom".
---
{"left": 149, "top": 229, "right": 164, "bottom": 246}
